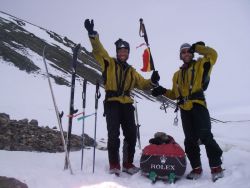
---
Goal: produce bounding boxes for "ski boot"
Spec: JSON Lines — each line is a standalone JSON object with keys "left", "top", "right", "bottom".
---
{"left": 211, "top": 166, "right": 224, "bottom": 182}
{"left": 122, "top": 163, "right": 140, "bottom": 175}
{"left": 186, "top": 167, "right": 203, "bottom": 180}
{"left": 109, "top": 163, "right": 121, "bottom": 176}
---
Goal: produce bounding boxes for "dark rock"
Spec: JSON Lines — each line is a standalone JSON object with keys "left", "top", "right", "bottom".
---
{"left": 0, "top": 113, "right": 97, "bottom": 152}
{"left": 18, "top": 119, "right": 28, "bottom": 125}
{"left": 0, "top": 176, "right": 28, "bottom": 188}
{"left": 0, "top": 113, "right": 10, "bottom": 126}
{"left": 29, "top": 119, "right": 38, "bottom": 126}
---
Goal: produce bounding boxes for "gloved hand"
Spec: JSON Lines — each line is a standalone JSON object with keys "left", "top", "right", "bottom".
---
{"left": 151, "top": 71, "right": 160, "bottom": 85}
{"left": 84, "top": 19, "right": 96, "bottom": 35}
{"left": 189, "top": 41, "right": 206, "bottom": 53}
{"left": 151, "top": 85, "right": 167, "bottom": 97}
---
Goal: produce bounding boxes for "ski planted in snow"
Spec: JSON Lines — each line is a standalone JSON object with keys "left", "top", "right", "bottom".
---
{"left": 42, "top": 46, "right": 73, "bottom": 174}
{"left": 64, "top": 44, "right": 81, "bottom": 170}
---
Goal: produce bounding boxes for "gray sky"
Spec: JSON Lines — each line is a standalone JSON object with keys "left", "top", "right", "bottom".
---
{"left": 1, "top": 0, "right": 250, "bottom": 110}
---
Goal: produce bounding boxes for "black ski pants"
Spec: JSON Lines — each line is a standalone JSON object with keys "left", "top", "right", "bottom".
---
{"left": 180, "top": 103, "right": 223, "bottom": 169}
{"left": 105, "top": 101, "right": 137, "bottom": 165}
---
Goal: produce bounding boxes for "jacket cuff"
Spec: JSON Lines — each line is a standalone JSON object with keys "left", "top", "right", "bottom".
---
{"left": 151, "top": 81, "right": 158, "bottom": 87}
{"left": 89, "top": 31, "right": 98, "bottom": 38}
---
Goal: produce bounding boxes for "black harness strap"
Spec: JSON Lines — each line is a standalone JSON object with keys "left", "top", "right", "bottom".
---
{"left": 177, "top": 90, "right": 205, "bottom": 105}
{"left": 115, "top": 62, "right": 121, "bottom": 93}
{"left": 202, "top": 62, "right": 211, "bottom": 91}
{"left": 189, "top": 63, "right": 195, "bottom": 95}
{"left": 119, "top": 65, "right": 130, "bottom": 95}
{"left": 105, "top": 90, "right": 130, "bottom": 98}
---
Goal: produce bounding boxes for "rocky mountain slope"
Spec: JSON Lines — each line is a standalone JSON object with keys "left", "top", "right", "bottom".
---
{"left": 0, "top": 11, "right": 165, "bottom": 103}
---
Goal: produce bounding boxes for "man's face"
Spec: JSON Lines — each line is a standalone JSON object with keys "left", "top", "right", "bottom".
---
{"left": 117, "top": 48, "right": 129, "bottom": 62}
{"left": 180, "top": 48, "right": 193, "bottom": 64}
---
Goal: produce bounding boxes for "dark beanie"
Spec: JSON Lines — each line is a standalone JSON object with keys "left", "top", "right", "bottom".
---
{"left": 115, "top": 38, "right": 130, "bottom": 53}
{"left": 180, "top": 43, "right": 191, "bottom": 52}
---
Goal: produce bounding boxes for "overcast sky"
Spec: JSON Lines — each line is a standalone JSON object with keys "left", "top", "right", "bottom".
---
{"left": 1, "top": 0, "right": 250, "bottom": 110}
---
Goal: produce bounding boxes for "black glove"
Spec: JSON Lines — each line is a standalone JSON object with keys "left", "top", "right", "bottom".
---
{"left": 84, "top": 19, "right": 96, "bottom": 35}
{"left": 189, "top": 41, "right": 206, "bottom": 53}
{"left": 151, "top": 86, "right": 167, "bottom": 97}
{"left": 151, "top": 71, "right": 160, "bottom": 85}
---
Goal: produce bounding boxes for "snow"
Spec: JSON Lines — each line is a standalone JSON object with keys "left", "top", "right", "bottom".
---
{"left": 1, "top": 0, "right": 250, "bottom": 188}
{"left": 0, "top": 10, "right": 73, "bottom": 54}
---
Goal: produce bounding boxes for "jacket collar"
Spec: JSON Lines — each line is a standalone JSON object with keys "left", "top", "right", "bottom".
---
{"left": 180, "top": 60, "right": 196, "bottom": 70}
{"left": 116, "top": 59, "right": 130, "bottom": 70}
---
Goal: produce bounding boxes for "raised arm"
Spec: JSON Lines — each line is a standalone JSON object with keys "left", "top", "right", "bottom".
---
{"left": 84, "top": 19, "right": 111, "bottom": 71}
{"left": 189, "top": 41, "right": 218, "bottom": 66}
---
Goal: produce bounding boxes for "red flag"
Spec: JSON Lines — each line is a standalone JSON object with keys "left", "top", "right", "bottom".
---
{"left": 141, "top": 48, "right": 152, "bottom": 72}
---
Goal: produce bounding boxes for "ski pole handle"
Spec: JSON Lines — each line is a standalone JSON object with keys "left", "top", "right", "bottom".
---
{"left": 139, "top": 18, "right": 156, "bottom": 71}
{"left": 139, "top": 18, "right": 149, "bottom": 46}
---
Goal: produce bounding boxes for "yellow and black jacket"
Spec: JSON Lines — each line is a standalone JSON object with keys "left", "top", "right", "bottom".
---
{"left": 89, "top": 34, "right": 152, "bottom": 104}
{"left": 164, "top": 44, "right": 218, "bottom": 110}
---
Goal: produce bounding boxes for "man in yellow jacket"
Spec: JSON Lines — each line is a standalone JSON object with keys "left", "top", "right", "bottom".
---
{"left": 84, "top": 19, "right": 160, "bottom": 175}
{"left": 152, "top": 42, "right": 223, "bottom": 182}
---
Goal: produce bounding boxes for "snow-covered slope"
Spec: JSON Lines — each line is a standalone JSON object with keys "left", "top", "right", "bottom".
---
{"left": 0, "top": 98, "right": 250, "bottom": 188}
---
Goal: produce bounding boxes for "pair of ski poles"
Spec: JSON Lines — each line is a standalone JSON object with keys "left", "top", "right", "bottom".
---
{"left": 79, "top": 80, "right": 101, "bottom": 173}
{"left": 70, "top": 79, "right": 101, "bottom": 173}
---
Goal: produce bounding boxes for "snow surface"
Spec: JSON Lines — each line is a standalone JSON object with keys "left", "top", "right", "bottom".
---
{"left": 1, "top": 0, "right": 250, "bottom": 188}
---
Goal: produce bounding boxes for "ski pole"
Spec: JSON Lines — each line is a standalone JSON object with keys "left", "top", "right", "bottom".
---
{"left": 43, "top": 46, "right": 73, "bottom": 174}
{"left": 93, "top": 81, "right": 101, "bottom": 173}
{"left": 134, "top": 96, "right": 141, "bottom": 149}
{"left": 81, "top": 79, "right": 87, "bottom": 171}
{"left": 139, "top": 18, "right": 156, "bottom": 71}
{"left": 139, "top": 18, "right": 160, "bottom": 88}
